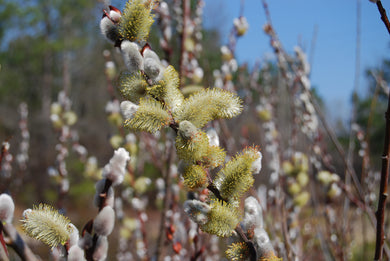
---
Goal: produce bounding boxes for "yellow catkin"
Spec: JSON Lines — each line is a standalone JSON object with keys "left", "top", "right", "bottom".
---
{"left": 21, "top": 204, "right": 73, "bottom": 249}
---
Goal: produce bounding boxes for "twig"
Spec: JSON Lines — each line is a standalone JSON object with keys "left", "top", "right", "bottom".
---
{"left": 279, "top": 195, "right": 294, "bottom": 261}
{"left": 372, "top": 1, "right": 390, "bottom": 260}
{"left": 376, "top": 1, "right": 390, "bottom": 35}
{"left": 374, "top": 89, "right": 390, "bottom": 260}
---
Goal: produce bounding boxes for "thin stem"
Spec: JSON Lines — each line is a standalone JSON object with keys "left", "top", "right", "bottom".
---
{"left": 310, "top": 87, "right": 365, "bottom": 197}
{"left": 376, "top": 1, "right": 390, "bottom": 35}
{"left": 372, "top": 1, "right": 390, "bottom": 260}
{"left": 374, "top": 81, "right": 390, "bottom": 260}
{"left": 279, "top": 195, "right": 294, "bottom": 261}
{"left": 0, "top": 222, "right": 9, "bottom": 261}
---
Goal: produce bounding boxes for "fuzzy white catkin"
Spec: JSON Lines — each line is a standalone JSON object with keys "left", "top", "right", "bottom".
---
{"left": 68, "top": 223, "right": 79, "bottom": 248}
{"left": 251, "top": 151, "right": 262, "bottom": 174}
{"left": 183, "top": 200, "right": 210, "bottom": 225}
{"left": 121, "top": 40, "right": 144, "bottom": 73}
{"left": 102, "top": 147, "right": 130, "bottom": 186}
{"left": 120, "top": 101, "right": 139, "bottom": 120}
{"left": 254, "top": 227, "right": 275, "bottom": 258}
{"left": 68, "top": 245, "right": 86, "bottom": 261}
{"left": 206, "top": 128, "right": 219, "bottom": 147}
{"left": 144, "top": 57, "right": 161, "bottom": 80}
{"left": 178, "top": 121, "right": 197, "bottom": 140}
{"left": 93, "top": 236, "right": 108, "bottom": 261}
{"left": 100, "top": 17, "right": 116, "bottom": 42}
{"left": 0, "top": 193, "right": 15, "bottom": 223}
{"left": 93, "top": 206, "right": 115, "bottom": 236}
{"left": 143, "top": 48, "right": 164, "bottom": 81}
{"left": 143, "top": 48, "right": 160, "bottom": 61}
{"left": 242, "top": 196, "right": 263, "bottom": 231}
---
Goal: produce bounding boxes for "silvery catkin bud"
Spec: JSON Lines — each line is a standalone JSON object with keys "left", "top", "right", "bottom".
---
{"left": 144, "top": 57, "right": 161, "bottom": 80}
{"left": 0, "top": 193, "right": 14, "bottom": 223}
{"left": 68, "top": 245, "right": 86, "bottom": 261}
{"left": 251, "top": 151, "right": 262, "bottom": 175}
{"left": 242, "top": 196, "right": 263, "bottom": 231}
{"left": 183, "top": 200, "right": 211, "bottom": 225}
{"left": 143, "top": 48, "right": 164, "bottom": 81}
{"left": 206, "top": 128, "right": 220, "bottom": 147}
{"left": 68, "top": 223, "right": 79, "bottom": 247}
{"left": 254, "top": 227, "right": 276, "bottom": 258}
{"left": 100, "top": 6, "right": 122, "bottom": 44}
{"left": 121, "top": 41, "right": 144, "bottom": 74}
{"left": 121, "top": 101, "right": 139, "bottom": 120}
{"left": 178, "top": 121, "right": 198, "bottom": 140}
{"left": 93, "top": 206, "right": 115, "bottom": 236}
{"left": 93, "top": 236, "right": 108, "bottom": 261}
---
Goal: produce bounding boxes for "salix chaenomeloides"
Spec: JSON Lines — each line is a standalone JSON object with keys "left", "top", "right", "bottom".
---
{"left": 100, "top": 0, "right": 275, "bottom": 260}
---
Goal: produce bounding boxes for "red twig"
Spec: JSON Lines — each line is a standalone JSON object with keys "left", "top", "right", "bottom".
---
{"left": 372, "top": 1, "right": 390, "bottom": 260}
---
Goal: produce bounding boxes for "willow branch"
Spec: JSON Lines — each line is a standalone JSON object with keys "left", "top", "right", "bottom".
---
{"left": 374, "top": 89, "right": 390, "bottom": 260}
{"left": 376, "top": 1, "right": 390, "bottom": 34}
{"left": 372, "top": 1, "right": 390, "bottom": 260}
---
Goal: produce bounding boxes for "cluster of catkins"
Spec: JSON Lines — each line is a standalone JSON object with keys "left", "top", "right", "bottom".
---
{"left": 20, "top": 148, "right": 130, "bottom": 260}
{"left": 100, "top": 1, "right": 276, "bottom": 260}
{"left": 48, "top": 91, "right": 88, "bottom": 196}
{"left": 282, "top": 152, "right": 311, "bottom": 207}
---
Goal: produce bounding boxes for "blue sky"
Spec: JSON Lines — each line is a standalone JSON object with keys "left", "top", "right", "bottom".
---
{"left": 204, "top": 0, "right": 390, "bottom": 121}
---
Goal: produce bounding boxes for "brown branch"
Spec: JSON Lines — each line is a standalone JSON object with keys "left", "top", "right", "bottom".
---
{"left": 279, "top": 195, "right": 294, "bottom": 261}
{"left": 374, "top": 77, "right": 390, "bottom": 260}
{"left": 371, "top": 1, "right": 390, "bottom": 260}
{"left": 376, "top": 1, "right": 390, "bottom": 35}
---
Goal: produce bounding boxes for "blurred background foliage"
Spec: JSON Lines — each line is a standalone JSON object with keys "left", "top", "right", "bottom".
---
{"left": 0, "top": 0, "right": 388, "bottom": 203}
{"left": 0, "top": 0, "right": 389, "bottom": 259}
{"left": 0, "top": 0, "right": 224, "bottom": 205}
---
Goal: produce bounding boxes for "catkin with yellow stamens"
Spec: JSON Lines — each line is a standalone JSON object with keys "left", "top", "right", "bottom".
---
{"left": 21, "top": 204, "right": 73, "bottom": 249}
